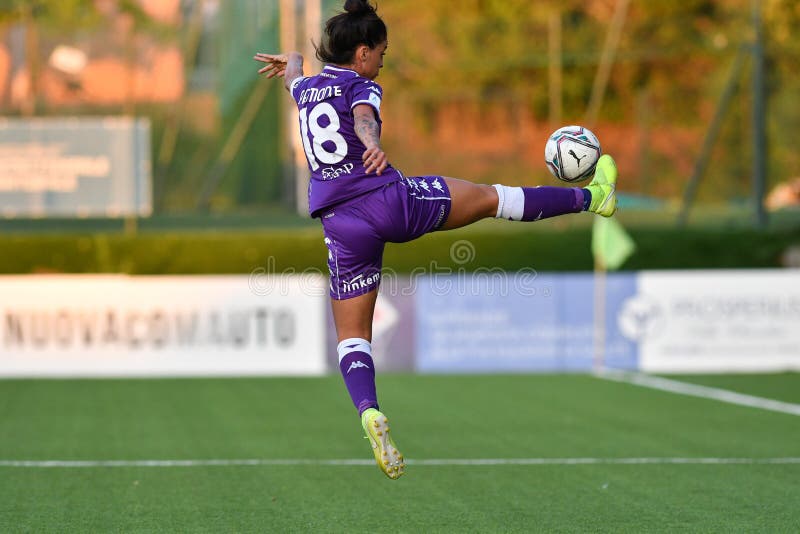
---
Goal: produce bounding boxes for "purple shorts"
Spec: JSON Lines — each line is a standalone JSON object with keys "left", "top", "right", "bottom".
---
{"left": 320, "top": 176, "right": 451, "bottom": 300}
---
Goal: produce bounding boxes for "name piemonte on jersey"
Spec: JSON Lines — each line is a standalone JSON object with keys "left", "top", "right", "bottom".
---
{"left": 290, "top": 65, "right": 400, "bottom": 218}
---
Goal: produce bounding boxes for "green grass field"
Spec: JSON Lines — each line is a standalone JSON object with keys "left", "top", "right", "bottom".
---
{"left": 1, "top": 373, "right": 798, "bottom": 532}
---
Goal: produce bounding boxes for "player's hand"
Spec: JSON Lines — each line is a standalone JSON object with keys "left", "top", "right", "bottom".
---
{"left": 362, "top": 147, "right": 388, "bottom": 176}
{"left": 254, "top": 53, "right": 288, "bottom": 78}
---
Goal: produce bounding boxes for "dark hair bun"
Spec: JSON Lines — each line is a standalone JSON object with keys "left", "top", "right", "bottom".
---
{"left": 343, "top": 0, "right": 374, "bottom": 15}
{"left": 317, "top": 0, "right": 385, "bottom": 64}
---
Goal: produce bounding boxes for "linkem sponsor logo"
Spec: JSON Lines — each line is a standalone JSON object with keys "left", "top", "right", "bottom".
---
{"left": 342, "top": 272, "right": 381, "bottom": 294}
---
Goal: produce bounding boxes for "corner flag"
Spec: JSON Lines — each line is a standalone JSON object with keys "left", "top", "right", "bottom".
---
{"left": 591, "top": 216, "right": 635, "bottom": 271}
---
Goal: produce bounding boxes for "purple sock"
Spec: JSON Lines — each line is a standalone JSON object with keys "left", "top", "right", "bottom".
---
{"left": 493, "top": 185, "right": 586, "bottom": 221}
{"left": 337, "top": 338, "right": 378, "bottom": 415}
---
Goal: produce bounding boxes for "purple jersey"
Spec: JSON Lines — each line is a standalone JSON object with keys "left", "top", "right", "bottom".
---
{"left": 290, "top": 65, "right": 402, "bottom": 217}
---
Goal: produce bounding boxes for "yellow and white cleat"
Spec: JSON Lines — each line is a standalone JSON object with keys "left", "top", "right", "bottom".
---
{"left": 361, "top": 408, "right": 405, "bottom": 480}
{"left": 586, "top": 154, "right": 618, "bottom": 217}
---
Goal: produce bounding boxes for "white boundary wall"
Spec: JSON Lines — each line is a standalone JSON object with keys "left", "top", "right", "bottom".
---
{"left": 1, "top": 270, "right": 798, "bottom": 377}
{"left": 632, "top": 270, "right": 800, "bottom": 373}
{"left": 0, "top": 275, "right": 327, "bottom": 377}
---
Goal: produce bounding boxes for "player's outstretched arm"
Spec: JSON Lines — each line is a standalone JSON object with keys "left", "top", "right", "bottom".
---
{"left": 254, "top": 51, "right": 304, "bottom": 92}
{"left": 353, "top": 104, "right": 388, "bottom": 176}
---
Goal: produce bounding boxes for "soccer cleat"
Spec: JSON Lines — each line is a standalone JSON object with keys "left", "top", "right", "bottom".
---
{"left": 361, "top": 408, "right": 405, "bottom": 480}
{"left": 586, "top": 154, "right": 618, "bottom": 217}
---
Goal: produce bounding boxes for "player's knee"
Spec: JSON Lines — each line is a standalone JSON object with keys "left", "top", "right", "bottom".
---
{"left": 479, "top": 184, "right": 500, "bottom": 217}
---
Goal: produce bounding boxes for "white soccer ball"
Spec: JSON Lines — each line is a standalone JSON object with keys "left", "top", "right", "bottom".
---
{"left": 544, "top": 125, "right": 602, "bottom": 183}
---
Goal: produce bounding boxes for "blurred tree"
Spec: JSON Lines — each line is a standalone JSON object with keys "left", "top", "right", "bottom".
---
{"left": 0, "top": 0, "right": 172, "bottom": 114}
{"left": 1, "top": 0, "right": 796, "bottom": 210}
{"left": 377, "top": 0, "right": 757, "bottom": 122}
{"left": 0, "top": 0, "right": 101, "bottom": 27}
{"left": 370, "top": 0, "right": 799, "bottom": 201}
{"left": 764, "top": 0, "right": 800, "bottom": 188}
{"left": 0, "top": 0, "right": 101, "bottom": 113}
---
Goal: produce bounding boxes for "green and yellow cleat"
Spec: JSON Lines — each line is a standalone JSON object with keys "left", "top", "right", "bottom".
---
{"left": 586, "top": 154, "right": 618, "bottom": 217}
{"left": 361, "top": 408, "right": 405, "bottom": 480}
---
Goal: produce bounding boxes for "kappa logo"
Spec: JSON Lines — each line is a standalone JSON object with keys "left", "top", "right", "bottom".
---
{"left": 432, "top": 178, "right": 444, "bottom": 193}
{"left": 347, "top": 360, "right": 370, "bottom": 373}
{"left": 419, "top": 180, "right": 430, "bottom": 192}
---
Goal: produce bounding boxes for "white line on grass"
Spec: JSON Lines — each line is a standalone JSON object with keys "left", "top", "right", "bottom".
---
{"left": 594, "top": 370, "right": 800, "bottom": 417}
{"left": 1, "top": 458, "right": 799, "bottom": 468}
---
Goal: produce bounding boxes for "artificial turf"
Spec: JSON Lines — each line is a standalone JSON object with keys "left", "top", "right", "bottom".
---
{"left": 0, "top": 373, "right": 798, "bottom": 532}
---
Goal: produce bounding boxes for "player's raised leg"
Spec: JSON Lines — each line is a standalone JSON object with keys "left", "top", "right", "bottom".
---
{"left": 439, "top": 179, "right": 499, "bottom": 230}
{"left": 441, "top": 154, "right": 618, "bottom": 230}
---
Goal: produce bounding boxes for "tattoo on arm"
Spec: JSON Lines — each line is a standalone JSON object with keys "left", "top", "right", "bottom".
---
{"left": 354, "top": 115, "right": 381, "bottom": 149}
{"left": 283, "top": 52, "right": 305, "bottom": 92}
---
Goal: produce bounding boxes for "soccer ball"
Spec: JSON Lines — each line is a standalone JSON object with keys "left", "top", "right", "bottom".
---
{"left": 544, "top": 125, "right": 602, "bottom": 183}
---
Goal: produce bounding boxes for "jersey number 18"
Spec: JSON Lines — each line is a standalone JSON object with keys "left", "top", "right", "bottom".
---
{"left": 299, "top": 102, "right": 348, "bottom": 171}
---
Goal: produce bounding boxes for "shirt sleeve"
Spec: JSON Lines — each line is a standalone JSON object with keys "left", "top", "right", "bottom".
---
{"left": 350, "top": 80, "right": 383, "bottom": 116}
{"left": 289, "top": 76, "right": 308, "bottom": 103}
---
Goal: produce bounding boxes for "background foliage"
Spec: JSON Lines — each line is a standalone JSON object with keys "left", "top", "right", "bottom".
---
{"left": 0, "top": 1, "right": 798, "bottom": 213}
{"left": 374, "top": 0, "right": 800, "bottom": 203}
{"left": 1, "top": 222, "right": 797, "bottom": 274}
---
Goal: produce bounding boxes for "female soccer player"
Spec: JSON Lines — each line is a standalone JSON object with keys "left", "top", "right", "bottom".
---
{"left": 255, "top": 0, "right": 617, "bottom": 480}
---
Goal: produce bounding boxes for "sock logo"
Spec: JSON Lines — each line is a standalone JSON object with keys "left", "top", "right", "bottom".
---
{"left": 347, "top": 360, "right": 370, "bottom": 373}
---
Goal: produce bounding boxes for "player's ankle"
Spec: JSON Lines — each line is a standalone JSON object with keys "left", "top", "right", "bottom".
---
{"left": 581, "top": 189, "right": 592, "bottom": 211}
